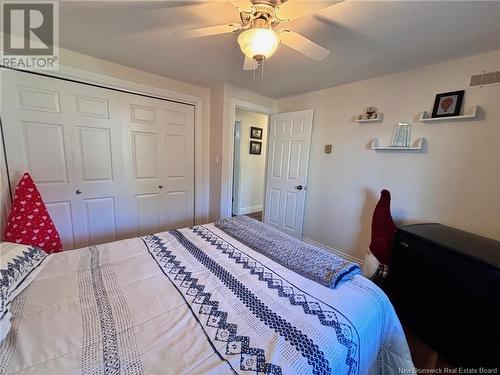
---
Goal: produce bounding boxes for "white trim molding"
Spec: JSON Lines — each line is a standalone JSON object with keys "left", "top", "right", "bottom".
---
{"left": 236, "top": 205, "right": 263, "bottom": 215}
{"left": 302, "top": 237, "right": 365, "bottom": 266}
{"left": 221, "top": 98, "right": 276, "bottom": 218}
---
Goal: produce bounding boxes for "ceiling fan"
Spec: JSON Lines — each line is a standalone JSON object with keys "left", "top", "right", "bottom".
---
{"left": 174, "top": 0, "right": 342, "bottom": 71}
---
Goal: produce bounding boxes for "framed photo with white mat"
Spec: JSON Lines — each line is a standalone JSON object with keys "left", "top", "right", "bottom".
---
{"left": 431, "top": 90, "right": 464, "bottom": 118}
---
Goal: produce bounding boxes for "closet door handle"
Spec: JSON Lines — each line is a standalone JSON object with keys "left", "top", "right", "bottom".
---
{"left": 158, "top": 185, "right": 163, "bottom": 189}
{"left": 295, "top": 185, "right": 303, "bottom": 191}
{"left": 75, "top": 189, "right": 82, "bottom": 195}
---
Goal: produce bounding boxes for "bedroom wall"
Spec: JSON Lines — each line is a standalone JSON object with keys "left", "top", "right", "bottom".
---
{"left": 209, "top": 83, "right": 225, "bottom": 221}
{"left": 234, "top": 109, "right": 268, "bottom": 215}
{"left": 278, "top": 50, "right": 500, "bottom": 261}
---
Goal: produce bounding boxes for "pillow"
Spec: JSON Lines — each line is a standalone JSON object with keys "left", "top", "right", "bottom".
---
{"left": 0, "top": 242, "right": 48, "bottom": 341}
{"left": 215, "top": 216, "right": 361, "bottom": 288}
{"left": 4, "top": 172, "right": 62, "bottom": 253}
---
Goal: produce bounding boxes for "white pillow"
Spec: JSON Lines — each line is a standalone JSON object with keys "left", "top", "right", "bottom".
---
{"left": 1, "top": 242, "right": 48, "bottom": 341}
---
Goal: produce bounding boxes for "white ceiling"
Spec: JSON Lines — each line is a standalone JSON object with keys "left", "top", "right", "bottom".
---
{"left": 60, "top": 1, "right": 500, "bottom": 98}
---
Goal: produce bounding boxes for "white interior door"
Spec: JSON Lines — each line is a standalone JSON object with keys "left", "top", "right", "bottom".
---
{"left": 161, "top": 100, "right": 195, "bottom": 230}
{"left": 263, "top": 109, "right": 313, "bottom": 239}
{"left": 68, "top": 82, "right": 124, "bottom": 247}
{"left": 1, "top": 69, "right": 123, "bottom": 249}
{"left": 122, "top": 94, "right": 194, "bottom": 237}
{"left": 121, "top": 94, "right": 163, "bottom": 237}
{"left": 1, "top": 68, "right": 195, "bottom": 249}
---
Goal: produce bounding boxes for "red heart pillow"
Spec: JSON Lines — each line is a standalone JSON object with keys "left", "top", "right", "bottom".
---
{"left": 4, "top": 173, "right": 62, "bottom": 253}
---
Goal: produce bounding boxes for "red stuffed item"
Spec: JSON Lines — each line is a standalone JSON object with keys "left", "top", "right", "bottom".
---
{"left": 4, "top": 173, "right": 62, "bottom": 253}
{"left": 369, "top": 189, "right": 396, "bottom": 265}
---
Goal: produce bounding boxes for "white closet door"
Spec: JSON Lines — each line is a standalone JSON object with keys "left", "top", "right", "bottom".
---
{"left": 1, "top": 69, "right": 123, "bottom": 249}
{"left": 162, "top": 101, "right": 195, "bottom": 230}
{"left": 122, "top": 94, "right": 163, "bottom": 237}
{"left": 2, "top": 70, "right": 79, "bottom": 249}
{"left": 66, "top": 81, "right": 124, "bottom": 247}
{"left": 122, "top": 94, "right": 194, "bottom": 237}
{"left": 1, "top": 69, "right": 195, "bottom": 248}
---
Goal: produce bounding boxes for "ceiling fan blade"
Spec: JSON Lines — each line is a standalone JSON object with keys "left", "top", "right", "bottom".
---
{"left": 277, "top": 0, "right": 344, "bottom": 21}
{"left": 231, "top": 0, "right": 253, "bottom": 12}
{"left": 279, "top": 30, "right": 330, "bottom": 61}
{"left": 243, "top": 55, "right": 258, "bottom": 71}
{"left": 175, "top": 24, "right": 239, "bottom": 39}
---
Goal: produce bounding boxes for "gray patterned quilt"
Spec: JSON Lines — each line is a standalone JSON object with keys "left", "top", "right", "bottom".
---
{"left": 215, "top": 216, "right": 360, "bottom": 288}
{"left": 0, "top": 224, "right": 414, "bottom": 374}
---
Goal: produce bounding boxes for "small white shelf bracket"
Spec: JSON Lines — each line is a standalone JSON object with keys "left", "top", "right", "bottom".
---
{"left": 355, "top": 113, "right": 383, "bottom": 123}
{"left": 419, "top": 106, "right": 478, "bottom": 122}
{"left": 371, "top": 137, "right": 425, "bottom": 151}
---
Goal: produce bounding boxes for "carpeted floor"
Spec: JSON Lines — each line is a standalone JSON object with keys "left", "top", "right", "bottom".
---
{"left": 244, "top": 211, "right": 262, "bottom": 222}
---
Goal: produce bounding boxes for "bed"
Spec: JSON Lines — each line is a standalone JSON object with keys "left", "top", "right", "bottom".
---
{"left": 0, "top": 222, "right": 414, "bottom": 374}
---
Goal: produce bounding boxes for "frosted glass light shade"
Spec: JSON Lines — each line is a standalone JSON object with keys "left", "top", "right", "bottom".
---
{"left": 237, "top": 28, "right": 279, "bottom": 61}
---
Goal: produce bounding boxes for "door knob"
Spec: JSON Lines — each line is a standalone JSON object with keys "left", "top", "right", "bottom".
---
{"left": 295, "top": 185, "right": 303, "bottom": 190}
{"left": 159, "top": 185, "right": 163, "bottom": 189}
{"left": 75, "top": 189, "right": 82, "bottom": 195}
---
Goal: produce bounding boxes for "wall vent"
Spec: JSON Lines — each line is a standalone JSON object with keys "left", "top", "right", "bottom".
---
{"left": 470, "top": 71, "right": 500, "bottom": 87}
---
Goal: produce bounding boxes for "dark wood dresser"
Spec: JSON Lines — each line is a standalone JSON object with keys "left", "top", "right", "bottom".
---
{"left": 387, "top": 223, "right": 500, "bottom": 367}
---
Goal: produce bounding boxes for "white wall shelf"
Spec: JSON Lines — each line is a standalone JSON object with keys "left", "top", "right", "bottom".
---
{"left": 355, "top": 113, "right": 383, "bottom": 123}
{"left": 419, "top": 106, "right": 478, "bottom": 122}
{"left": 371, "top": 137, "right": 425, "bottom": 151}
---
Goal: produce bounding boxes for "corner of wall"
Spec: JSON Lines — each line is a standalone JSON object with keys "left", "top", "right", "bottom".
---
{"left": 208, "top": 84, "right": 225, "bottom": 221}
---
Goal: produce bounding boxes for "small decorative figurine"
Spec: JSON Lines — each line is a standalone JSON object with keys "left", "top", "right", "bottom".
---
{"left": 364, "top": 106, "right": 378, "bottom": 120}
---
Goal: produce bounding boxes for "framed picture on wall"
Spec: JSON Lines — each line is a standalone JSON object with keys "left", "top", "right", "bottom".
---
{"left": 250, "top": 126, "right": 263, "bottom": 139}
{"left": 431, "top": 90, "right": 464, "bottom": 118}
{"left": 249, "top": 141, "right": 262, "bottom": 155}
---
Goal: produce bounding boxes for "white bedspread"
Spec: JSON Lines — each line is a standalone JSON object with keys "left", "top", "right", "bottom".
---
{"left": 0, "top": 224, "right": 414, "bottom": 374}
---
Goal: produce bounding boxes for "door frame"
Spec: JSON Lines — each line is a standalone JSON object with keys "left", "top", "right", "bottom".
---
{"left": 232, "top": 119, "right": 242, "bottom": 215}
{"left": 221, "top": 98, "right": 276, "bottom": 219}
{"left": 0, "top": 64, "right": 209, "bottom": 225}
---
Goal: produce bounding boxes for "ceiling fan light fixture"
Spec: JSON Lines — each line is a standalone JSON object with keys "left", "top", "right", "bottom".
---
{"left": 237, "top": 27, "right": 279, "bottom": 62}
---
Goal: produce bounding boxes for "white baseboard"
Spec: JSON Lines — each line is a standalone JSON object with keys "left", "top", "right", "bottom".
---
{"left": 302, "top": 237, "right": 364, "bottom": 266}
{"left": 237, "top": 205, "right": 263, "bottom": 215}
